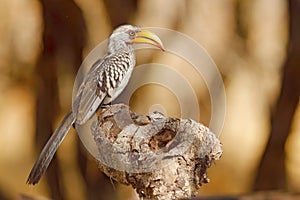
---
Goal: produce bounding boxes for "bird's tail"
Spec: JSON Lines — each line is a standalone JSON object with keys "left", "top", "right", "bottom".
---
{"left": 27, "top": 110, "right": 75, "bottom": 185}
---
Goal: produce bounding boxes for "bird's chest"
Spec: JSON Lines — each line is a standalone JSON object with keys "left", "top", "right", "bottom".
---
{"left": 110, "top": 65, "right": 134, "bottom": 99}
{"left": 99, "top": 54, "right": 135, "bottom": 103}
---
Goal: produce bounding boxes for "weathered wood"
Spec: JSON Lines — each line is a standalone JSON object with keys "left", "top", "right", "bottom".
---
{"left": 91, "top": 104, "right": 222, "bottom": 200}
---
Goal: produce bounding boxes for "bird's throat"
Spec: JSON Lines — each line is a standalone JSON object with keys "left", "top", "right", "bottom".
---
{"left": 108, "top": 38, "right": 133, "bottom": 54}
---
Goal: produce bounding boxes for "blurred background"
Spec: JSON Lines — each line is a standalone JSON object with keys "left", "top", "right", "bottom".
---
{"left": 0, "top": 0, "right": 299, "bottom": 199}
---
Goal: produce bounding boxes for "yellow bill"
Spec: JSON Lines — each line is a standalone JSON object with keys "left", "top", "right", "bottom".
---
{"left": 132, "top": 29, "right": 165, "bottom": 51}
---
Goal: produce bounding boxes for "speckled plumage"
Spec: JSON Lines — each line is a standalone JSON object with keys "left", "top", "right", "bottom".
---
{"left": 74, "top": 49, "right": 136, "bottom": 124}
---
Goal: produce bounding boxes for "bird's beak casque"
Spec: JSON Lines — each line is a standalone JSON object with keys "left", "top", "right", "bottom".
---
{"left": 131, "top": 29, "right": 165, "bottom": 51}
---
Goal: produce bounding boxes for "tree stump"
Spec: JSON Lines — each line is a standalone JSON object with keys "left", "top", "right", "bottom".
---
{"left": 91, "top": 104, "right": 222, "bottom": 200}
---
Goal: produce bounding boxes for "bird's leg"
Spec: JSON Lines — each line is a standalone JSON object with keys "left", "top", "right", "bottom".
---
{"left": 100, "top": 94, "right": 112, "bottom": 109}
{"left": 100, "top": 103, "right": 112, "bottom": 109}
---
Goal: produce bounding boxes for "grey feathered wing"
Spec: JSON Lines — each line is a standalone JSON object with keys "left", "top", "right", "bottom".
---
{"left": 74, "top": 57, "right": 109, "bottom": 125}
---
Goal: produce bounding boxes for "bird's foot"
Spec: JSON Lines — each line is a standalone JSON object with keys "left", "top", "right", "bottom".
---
{"left": 100, "top": 104, "right": 111, "bottom": 109}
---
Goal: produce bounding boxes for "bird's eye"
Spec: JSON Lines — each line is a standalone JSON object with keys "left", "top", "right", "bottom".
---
{"left": 128, "top": 30, "right": 135, "bottom": 37}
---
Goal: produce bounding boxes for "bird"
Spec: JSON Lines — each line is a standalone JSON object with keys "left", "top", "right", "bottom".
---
{"left": 27, "top": 24, "right": 164, "bottom": 185}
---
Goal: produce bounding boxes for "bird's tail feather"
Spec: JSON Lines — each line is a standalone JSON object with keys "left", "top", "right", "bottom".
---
{"left": 27, "top": 110, "right": 75, "bottom": 185}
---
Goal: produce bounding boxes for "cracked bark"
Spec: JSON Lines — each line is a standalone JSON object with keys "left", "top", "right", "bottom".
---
{"left": 90, "top": 104, "right": 222, "bottom": 200}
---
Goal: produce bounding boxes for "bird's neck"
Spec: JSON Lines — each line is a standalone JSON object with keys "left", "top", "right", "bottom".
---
{"left": 108, "top": 39, "right": 134, "bottom": 54}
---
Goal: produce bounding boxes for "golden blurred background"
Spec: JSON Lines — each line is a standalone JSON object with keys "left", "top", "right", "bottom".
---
{"left": 0, "top": 0, "right": 299, "bottom": 199}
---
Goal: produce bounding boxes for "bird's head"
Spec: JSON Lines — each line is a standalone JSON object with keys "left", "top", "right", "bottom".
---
{"left": 108, "top": 25, "right": 165, "bottom": 53}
